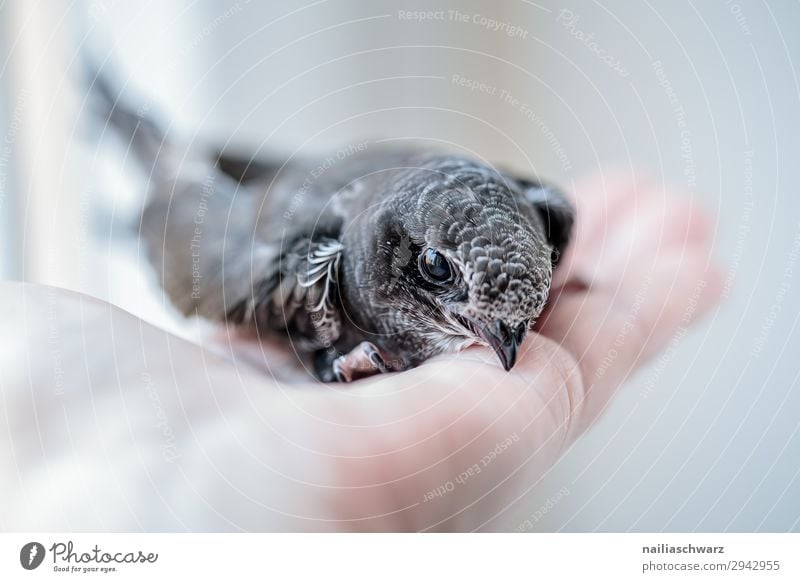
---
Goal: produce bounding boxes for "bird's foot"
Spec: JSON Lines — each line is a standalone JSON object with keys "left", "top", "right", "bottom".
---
{"left": 331, "top": 341, "right": 388, "bottom": 383}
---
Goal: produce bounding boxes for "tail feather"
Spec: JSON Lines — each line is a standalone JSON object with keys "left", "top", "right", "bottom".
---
{"left": 85, "top": 65, "right": 173, "bottom": 176}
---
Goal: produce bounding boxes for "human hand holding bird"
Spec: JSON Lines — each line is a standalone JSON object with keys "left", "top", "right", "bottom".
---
{"left": 0, "top": 168, "right": 721, "bottom": 530}
{"left": 35, "top": 74, "right": 723, "bottom": 529}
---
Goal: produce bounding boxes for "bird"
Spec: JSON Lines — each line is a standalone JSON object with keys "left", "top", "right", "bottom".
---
{"left": 90, "top": 73, "right": 574, "bottom": 383}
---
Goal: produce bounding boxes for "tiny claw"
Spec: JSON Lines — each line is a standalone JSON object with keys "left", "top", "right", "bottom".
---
{"left": 332, "top": 358, "right": 351, "bottom": 383}
{"left": 327, "top": 342, "right": 389, "bottom": 383}
{"left": 367, "top": 348, "right": 387, "bottom": 371}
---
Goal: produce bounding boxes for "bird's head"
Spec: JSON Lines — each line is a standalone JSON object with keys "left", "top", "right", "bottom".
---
{"left": 338, "top": 155, "right": 574, "bottom": 371}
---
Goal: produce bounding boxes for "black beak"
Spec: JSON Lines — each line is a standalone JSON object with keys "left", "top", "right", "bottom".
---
{"left": 478, "top": 320, "right": 527, "bottom": 371}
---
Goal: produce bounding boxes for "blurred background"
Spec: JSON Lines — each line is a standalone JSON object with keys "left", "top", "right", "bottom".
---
{"left": 1, "top": 0, "right": 798, "bottom": 531}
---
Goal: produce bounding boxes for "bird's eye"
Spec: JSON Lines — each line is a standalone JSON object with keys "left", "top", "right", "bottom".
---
{"left": 419, "top": 248, "right": 453, "bottom": 285}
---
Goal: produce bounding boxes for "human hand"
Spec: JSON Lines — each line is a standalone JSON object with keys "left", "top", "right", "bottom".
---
{"left": 0, "top": 170, "right": 722, "bottom": 531}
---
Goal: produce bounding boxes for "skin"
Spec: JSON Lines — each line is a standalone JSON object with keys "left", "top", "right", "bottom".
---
{"left": 0, "top": 170, "right": 722, "bottom": 531}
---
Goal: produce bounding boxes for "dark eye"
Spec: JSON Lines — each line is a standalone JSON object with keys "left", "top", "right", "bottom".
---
{"left": 419, "top": 248, "right": 453, "bottom": 285}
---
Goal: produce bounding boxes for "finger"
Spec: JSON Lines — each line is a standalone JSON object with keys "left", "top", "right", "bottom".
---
{"left": 568, "top": 167, "right": 647, "bottom": 250}
{"left": 541, "top": 254, "right": 723, "bottom": 440}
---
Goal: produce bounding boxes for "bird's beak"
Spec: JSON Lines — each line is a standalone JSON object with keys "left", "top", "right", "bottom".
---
{"left": 477, "top": 320, "right": 527, "bottom": 371}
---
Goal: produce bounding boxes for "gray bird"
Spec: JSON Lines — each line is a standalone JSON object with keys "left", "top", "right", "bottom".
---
{"left": 92, "top": 75, "right": 574, "bottom": 382}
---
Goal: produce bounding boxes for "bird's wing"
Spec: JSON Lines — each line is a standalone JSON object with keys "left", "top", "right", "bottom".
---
{"left": 215, "top": 149, "right": 283, "bottom": 185}
{"left": 140, "top": 170, "right": 277, "bottom": 321}
{"left": 140, "top": 166, "right": 345, "bottom": 350}
{"left": 226, "top": 236, "right": 343, "bottom": 350}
